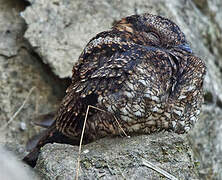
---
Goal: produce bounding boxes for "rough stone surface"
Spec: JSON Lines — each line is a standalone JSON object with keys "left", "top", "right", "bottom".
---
{"left": 0, "top": 0, "right": 67, "bottom": 145}
{"left": 0, "top": 1, "right": 22, "bottom": 57}
{"left": 36, "top": 132, "right": 199, "bottom": 179}
{"left": 0, "top": 0, "right": 68, "bottom": 179}
{"left": 1, "top": 0, "right": 222, "bottom": 179}
{"left": 188, "top": 106, "right": 222, "bottom": 180}
{"left": 0, "top": 145, "right": 39, "bottom": 180}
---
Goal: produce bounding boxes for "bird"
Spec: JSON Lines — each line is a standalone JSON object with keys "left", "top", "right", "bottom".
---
{"left": 23, "top": 13, "right": 206, "bottom": 167}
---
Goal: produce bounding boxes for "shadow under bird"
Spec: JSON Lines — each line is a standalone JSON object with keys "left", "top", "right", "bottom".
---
{"left": 23, "top": 13, "right": 206, "bottom": 167}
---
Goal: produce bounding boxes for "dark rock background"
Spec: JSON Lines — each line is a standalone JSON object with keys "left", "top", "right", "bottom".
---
{"left": 0, "top": 0, "right": 222, "bottom": 179}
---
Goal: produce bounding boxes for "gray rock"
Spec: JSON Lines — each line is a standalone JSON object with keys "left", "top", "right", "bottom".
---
{"left": 0, "top": 0, "right": 67, "bottom": 178}
{"left": 1, "top": 0, "right": 222, "bottom": 179}
{"left": 188, "top": 106, "right": 222, "bottom": 180}
{"left": 0, "top": 145, "right": 39, "bottom": 180}
{"left": 0, "top": 0, "right": 23, "bottom": 57}
{"left": 0, "top": 0, "right": 66, "bottom": 145}
{"left": 36, "top": 132, "right": 199, "bottom": 179}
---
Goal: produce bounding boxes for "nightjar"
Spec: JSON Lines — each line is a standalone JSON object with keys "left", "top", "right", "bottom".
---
{"left": 23, "top": 13, "right": 206, "bottom": 167}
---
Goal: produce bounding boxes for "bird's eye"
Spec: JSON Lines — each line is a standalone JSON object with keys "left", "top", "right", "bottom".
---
{"left": 143, "top": 31, "right": 160, "bottom": 44}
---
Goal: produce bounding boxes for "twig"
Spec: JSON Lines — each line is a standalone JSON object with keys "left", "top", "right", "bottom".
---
{"left": 89, "top": 105, "right": 129, "bottom": 138}
{"left": 75, "top": 105, "right": 90, "bottom": 180}
{"left": 113, "top": 115, "right": 129, "bottom": 138}
{"left": 75, "top": 105, "right": 129, "bottom": 180}
{"left": 142, "top": 158, "right": 178, "bottom": 180}
{"left": 0, "top": 87, "right": 35, "bottom": 131}
{"left": 35, "top": 90, "right": 40, "bottom": 116}
{"left": 88, "top": 105, "right": 106, "bottom": 112}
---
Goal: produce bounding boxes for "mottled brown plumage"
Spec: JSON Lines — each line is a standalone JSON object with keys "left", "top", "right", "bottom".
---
{"left": 23, "top": 13, "right": 206, "bottom": 167}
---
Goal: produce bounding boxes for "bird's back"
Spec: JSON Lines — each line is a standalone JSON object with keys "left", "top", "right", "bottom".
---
{"left": 55, "top": 14, "right": 206, "bottom": 140}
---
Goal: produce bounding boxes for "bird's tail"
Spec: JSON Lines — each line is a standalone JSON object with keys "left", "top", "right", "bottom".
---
{"left": 23, "top": 122, "right": 78, "bottom": 167}
{"left": 22, "top": 123, "right": 57, "bottom": 167}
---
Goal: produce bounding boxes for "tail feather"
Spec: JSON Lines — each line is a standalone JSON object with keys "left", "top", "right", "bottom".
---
{"left": 23, "top": 147, "right": 40, "bottom": 167}
{"left": 23, "top": 123, "right": 79, "bottom": 167}
{"left": 32, "top": 111, "right": 56, "bottom": 128}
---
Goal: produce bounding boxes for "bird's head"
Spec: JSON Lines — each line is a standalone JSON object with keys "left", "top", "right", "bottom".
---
{"left": 113, "top": 13, "right": 191, "bottom": 53}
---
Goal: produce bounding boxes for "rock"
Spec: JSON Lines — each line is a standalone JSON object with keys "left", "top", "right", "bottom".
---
{"left": 20, "top": 122, "right": 27, "bottom": 131}
{"left": 0, "top": 0, "right": 69, "bottom": 178}
{"left": 1, "top": 0, "right": 222, "bottom": 179}
{"left": 188, "top": 106, "right": 222, "bottom": 179}
{"left": 0, "top": 145, "right": 39, "bottom": 180}
{"left": 0, "top": 0, "right": 23, "bottom": 57}
{"left": 0, "top": 0, "right": 68, "bottom": 145}
{"left": 36, "top": 132, "right": 199, "bottom": 179}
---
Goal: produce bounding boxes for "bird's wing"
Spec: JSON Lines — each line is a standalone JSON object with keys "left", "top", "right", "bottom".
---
{"left": 171, "top": 56, "right": 206, "bottom": 109}
{"left": 55, "top": 44, "right": 175, "bottom": 138}
{"left": 69, "top": 49, "right": 140, "bottom": 97}
{"left": 172, "top": 56, "right": 205, "bottom": 99}
{"left": 55, "top": 45, "right": 147, "bottom": 136}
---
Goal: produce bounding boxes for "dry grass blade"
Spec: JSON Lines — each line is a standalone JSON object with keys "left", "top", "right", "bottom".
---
{"left": 75, "top": 105, "right": 129, "bottom": 180}
{"left": 0, "top": 87, "right": 36, "bottom": 131}
{"left": 75, "top": 105, "right": 90, "bottom": 180}
{"left": 142, "top": 158, "right": 178, "bottom": 180}
{"left": 89, "top": 105, "right": 129, "bottom": 138}
{"left": 113, "top": 115, "right": 129, "bottom": 138}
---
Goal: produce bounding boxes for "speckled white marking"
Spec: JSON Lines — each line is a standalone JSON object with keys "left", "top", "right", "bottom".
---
{"left": 172, "top": 121, "right": 176, "bottom": 128}
{"left": 98, "top": 95, "right": 103, "bottom": 104}
{"left": 179, "top": 121, "right": 185, "bottom": 126}
{"left": 120, "top": 106, "right": 128, "bottom": 115}
{"left": 138, "top": 79, "right": 148, "bottom": 86}
{"left": 124, "top": 91, "right": 134, "bottom": 98}
{"left": 190, "top": 116, "right": 196, "bottom": 122}
{"left": 151, "top": 95, "right": 159, "bottom": 102}
{"left": 173, "top": 109, "right": 182, "bottom": 116}
{"left": 184, "top": 126, "right": 191, "bottom": 132}
{"left": 125, "top": 81, "right": 135, "bottom": 91}
{"left": 134, "top": 110, "right": 143, "bottom": 117}
{"left": 137, "top": 66, "right": 147, "bottom": 74}
{"left": 85, "top": 36, "right": 122, "bottom": 53}
{"left": 196, "top": 110, "right": 200, "bottom": 115}
{"left": 178, "top": 95, "right": 186, "bottom": 100}
{"left": 164, "top": 112, "right": 171, "bottom": 119}
{"left": 144, "top": 92, "right": 152, "bottom": 98}
{"left": 186, "top": 85, "right": 195, "bottom": 91}
{"left": 152, "top": 106, "right": 159, "bottom": 112}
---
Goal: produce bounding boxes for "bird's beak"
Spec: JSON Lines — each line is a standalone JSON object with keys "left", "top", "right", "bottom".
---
{"left": 177, "top": 44, "right": 192, "bottom": 53}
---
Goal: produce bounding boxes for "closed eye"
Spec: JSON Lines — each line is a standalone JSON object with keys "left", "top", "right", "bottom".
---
{"left": 143, "top": 31, "right": 160, "bottom": 44}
